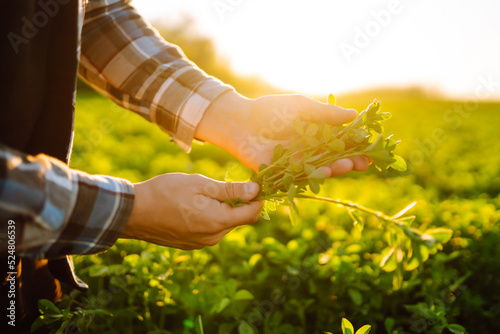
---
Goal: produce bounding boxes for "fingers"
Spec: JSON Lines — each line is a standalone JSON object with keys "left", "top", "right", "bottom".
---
{"left": 329, "top": 158, "right": 355, "bottom": 176}
{"left": 194, "top": 177, "right": 263, "bottom": 228}
{"left": 352, "top": 156, "right": 371, "bottom": 171}
{"left": 295, "top": 95, "right": 358, "bottom": 125}
{"left": 200, "top": 178, "right": 261, "bottom": 202}
{"left": 218, "top": 200, "right": 264, "bottom": 228}
{"left": 322, "top": 156, "right": 371, "bottom": 177}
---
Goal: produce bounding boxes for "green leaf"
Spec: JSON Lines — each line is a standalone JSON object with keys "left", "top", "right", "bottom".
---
{"left": 248, "top": 254, "right": 262, "bottom": 267}
{"left": 384, "top": 318, "right": 395, "bottom": 333}
{"left": 272, "top": 144, "right": 285, "bottom": 162}
{"left": 367, "top": 150, "right": 391, "bottom": 163}
{"left": 348, "top": 288, "right": 363, "bottom": 306}
{"left": 88, "top": 264, "right": 108, "bottom": 277}
{"left": 355, "top": 325, "right": 372, "bottom": 334}
{"left": 234, "top": 289, "right": 255, "bottom": 301}
{"left": 260, "top": 207, "right": 270, "bottom": 220}
{"left": 304, "top": 163, "right": 317, "bottom": 176}
{"left": 405, "top": 242, "right": 429, "bottom": 271}
{"left": 447, "top": 324, "right": 466, "bottom": 334}
{"left": 393, "top": 267, "right": 404, "bottom": 290}
{"left": 328, "top": 139, "right": 345, "bottom": 152}
{"left": 308, "top": 168, "right": 326, "bottom": 181}
{"left": 304, "top": 136, "right": 321, "bottom": 147}
{"left": 385, "top": 137, "right": 397, "bottom": 151}
{"left": 305, "top": 123, "right": 319, "bottom": 136}
{"left": 367, "top": 99, "right": 382, "bottom": 116}
{"left": 369, "top": 122, "right": 383, "bottom": 134}
{"left": 258, "top": 164, "right": 268, "bottom": 172}
{"left": 305, "top": 154, "right": 323, "bottom": 163}
{"left": 398, "top": 215, "right": 416, "bottom": 225}
{"left": 76, "top": 316, "right": 90, "bottom": 332}
{"left": 347, "top": 209, "right": 365, "bottom": 231}
{"left": 293, "top": 120, "right": 304, "bottom": 136}
{"left": 374, "top": 112, "right": 392, "bottom": 121}
{"left": 283, "top": 173, "right": 295, "bottom": 189}
{"left": 350, "top": 128, "right": 369, "bottom": 143}
{"left": 423, "top": 228, "right": 453, "bottom": 243}
{"left": 390, "top": 155, "right": 407, "bottom": 171}
{"left": 351, "top": 109, "right": 368, "bottom": 127}
{"left": 323, "top": 124, "right": 332, "bottom": 141}
{"left": 219, "top": 323, "right": 237, "bottom": 334}
{"left": 291, "top": 160, "right": 302, "bottom": 172}
{"left": 364, "top": 134, "right": 383, "bottom": 153}
{"left": 341, "top": 318, "right": 354, "bottom": 334}
{"left": 31, "top": 318, "right": 45, "bottom": 333}
{"left": 214, "top": 298, "right": 231, "bottom": 313}
{"left": 91, "top": 309, "right": 112, "bottom": 316}
{"left": 380, "top": 247, "right": 397, "bottom": 272}
{"left": 195, "top": 315, "right": 205, "bottom": 334}
{"left": 238, "top": 321, "right": 256, "bottom": 334}
{"left": 309, "top": 180, "right": 320, "bottom": 194}
{"left": 265, "top": 200, "right": 277, "bottom": 212}
{"left": 38, "top": 299, "right": 61, "bottom": 315}
{"left": 327, "top": 93, "right": 336, "bottom": 105}
{"left": 55, "top": 320, "right": 70, "bottom": 334}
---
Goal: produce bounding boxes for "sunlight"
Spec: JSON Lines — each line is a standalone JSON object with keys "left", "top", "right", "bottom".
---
{"left": 133, "top": 0, "right": 500, "bottom": 99}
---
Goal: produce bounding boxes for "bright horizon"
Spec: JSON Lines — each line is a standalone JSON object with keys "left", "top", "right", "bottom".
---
{"left": 132, "top": 0, "right": 500, "bottom": 100}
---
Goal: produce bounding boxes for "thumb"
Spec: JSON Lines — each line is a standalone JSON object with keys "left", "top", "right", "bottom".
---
{"left": 207, "top": 181, "right": 260, "bottom": 202}
{"left": 297, "top": 96, "right": 357, "bottom": 125}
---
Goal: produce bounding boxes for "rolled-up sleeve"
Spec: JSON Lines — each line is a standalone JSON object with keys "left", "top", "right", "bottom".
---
{"left": 0, "top": 144, "right": 134, "bottom": 260}
{"left": 79, "top": 0, "right": 233, "bottom": 152}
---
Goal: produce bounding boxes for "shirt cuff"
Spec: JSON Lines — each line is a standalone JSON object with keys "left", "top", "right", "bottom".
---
{"left": 20, "top": 168, "right": 134, "bottom": 259}
{"left": 65, "top": 171, "right": 135, "bottom": 253}
{"left": 171, "top": 78, "right": 233, "bottom": 152}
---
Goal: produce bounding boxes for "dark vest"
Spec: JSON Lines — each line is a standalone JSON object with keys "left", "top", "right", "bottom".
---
{"left": 1, "top": 0, "right": 88, "bottom": 331}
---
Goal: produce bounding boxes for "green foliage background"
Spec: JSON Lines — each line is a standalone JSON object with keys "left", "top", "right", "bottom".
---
{"left": 58, "top": 22, "right": 500, "bottom": 334}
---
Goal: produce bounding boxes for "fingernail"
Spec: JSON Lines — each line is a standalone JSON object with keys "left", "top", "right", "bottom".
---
{"left": 244, "top": 182, "right": 259, "bottom": 196}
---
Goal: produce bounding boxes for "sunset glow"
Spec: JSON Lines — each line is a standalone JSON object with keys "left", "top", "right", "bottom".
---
{"left": 133, "top": 0, "right": 500, "bottom": 99}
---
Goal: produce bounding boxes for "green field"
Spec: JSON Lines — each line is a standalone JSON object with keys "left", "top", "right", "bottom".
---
{"left": 38, "top": 89, "right": 500, "bottom": 334}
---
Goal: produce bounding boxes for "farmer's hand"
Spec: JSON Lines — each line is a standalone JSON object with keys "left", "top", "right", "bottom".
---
{"left": 196, "top": 91, "right": 370, "bottom": 177}
{"left": 122, "top": 173, "right": 262, "bottom": 250}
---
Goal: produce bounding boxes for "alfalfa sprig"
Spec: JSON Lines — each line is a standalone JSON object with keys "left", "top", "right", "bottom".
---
{"left": 251, "top": 97, "right": 406, "bottom": 201}
{"left": 226, "top": 95, "right": 452, "bottom": 285}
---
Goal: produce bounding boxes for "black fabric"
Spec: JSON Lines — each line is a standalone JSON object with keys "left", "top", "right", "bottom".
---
{"left": 0, "top": 1, "right": 88, "bottom": 331}
{"left": 0, "top": 0, "right": 78, "bottom": 162}
{"left": 0, "top": 259, "right": 62, "bottom": 333}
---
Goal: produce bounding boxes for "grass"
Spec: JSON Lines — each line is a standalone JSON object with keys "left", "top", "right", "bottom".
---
{"left": 50, "top": 88, "right": 500, "bottom": 333}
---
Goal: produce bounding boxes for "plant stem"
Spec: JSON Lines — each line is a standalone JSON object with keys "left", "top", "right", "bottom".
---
{"left": 265, "top": 193, "right": 410, "bottom": 230}
{"left": 293, "top": 194, "right": 392, "bottom": 221}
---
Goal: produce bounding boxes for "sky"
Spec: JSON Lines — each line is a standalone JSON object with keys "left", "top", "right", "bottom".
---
{"left": 133, "top": 0, "right": 500, "bottom": 100}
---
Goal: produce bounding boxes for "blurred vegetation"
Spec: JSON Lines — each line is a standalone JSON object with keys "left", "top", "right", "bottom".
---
{"left": 55, "top": 18, "right": 500, "bottom": 334}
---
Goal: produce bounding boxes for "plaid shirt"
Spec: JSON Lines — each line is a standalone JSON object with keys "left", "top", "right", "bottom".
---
{"left": 1, "top": 0, "right": 232, "bottom": 259}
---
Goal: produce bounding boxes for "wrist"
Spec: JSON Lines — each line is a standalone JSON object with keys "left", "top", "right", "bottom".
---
{"left": 195, "top": 90, "right": 252, "bottom": 148}
{"left": 121, "top": 182, "right": 149, "bottom": 240}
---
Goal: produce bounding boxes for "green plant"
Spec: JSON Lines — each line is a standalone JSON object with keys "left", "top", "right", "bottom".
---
{"left": 324, "top": 317, "right": 371, "bottom": 334}
{"left": 31, "top": 297, "right": 111, "bottom": 334}
{"left": 35, "top": 90, "right": 499, "bottom": 333}
{"left": 227, "top": 96, "right": 452, "bottom": 287}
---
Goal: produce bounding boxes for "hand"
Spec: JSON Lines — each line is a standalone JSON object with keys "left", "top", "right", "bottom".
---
{"left": 196, "top": 91, "right": 370, "bottom": 177}
{"left": 122, "top": 173, "right": 263, "bottom": 250}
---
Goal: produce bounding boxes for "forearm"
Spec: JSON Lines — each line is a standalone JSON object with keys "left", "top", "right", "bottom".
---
{"left": 195, "top": 90, "right": 252, "bottom": 147}
{"left": 0, "top": 144, "right": 134, "bottom": 259}
{"left": 80, "top": 0, "right": 233, "bottom": 152}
